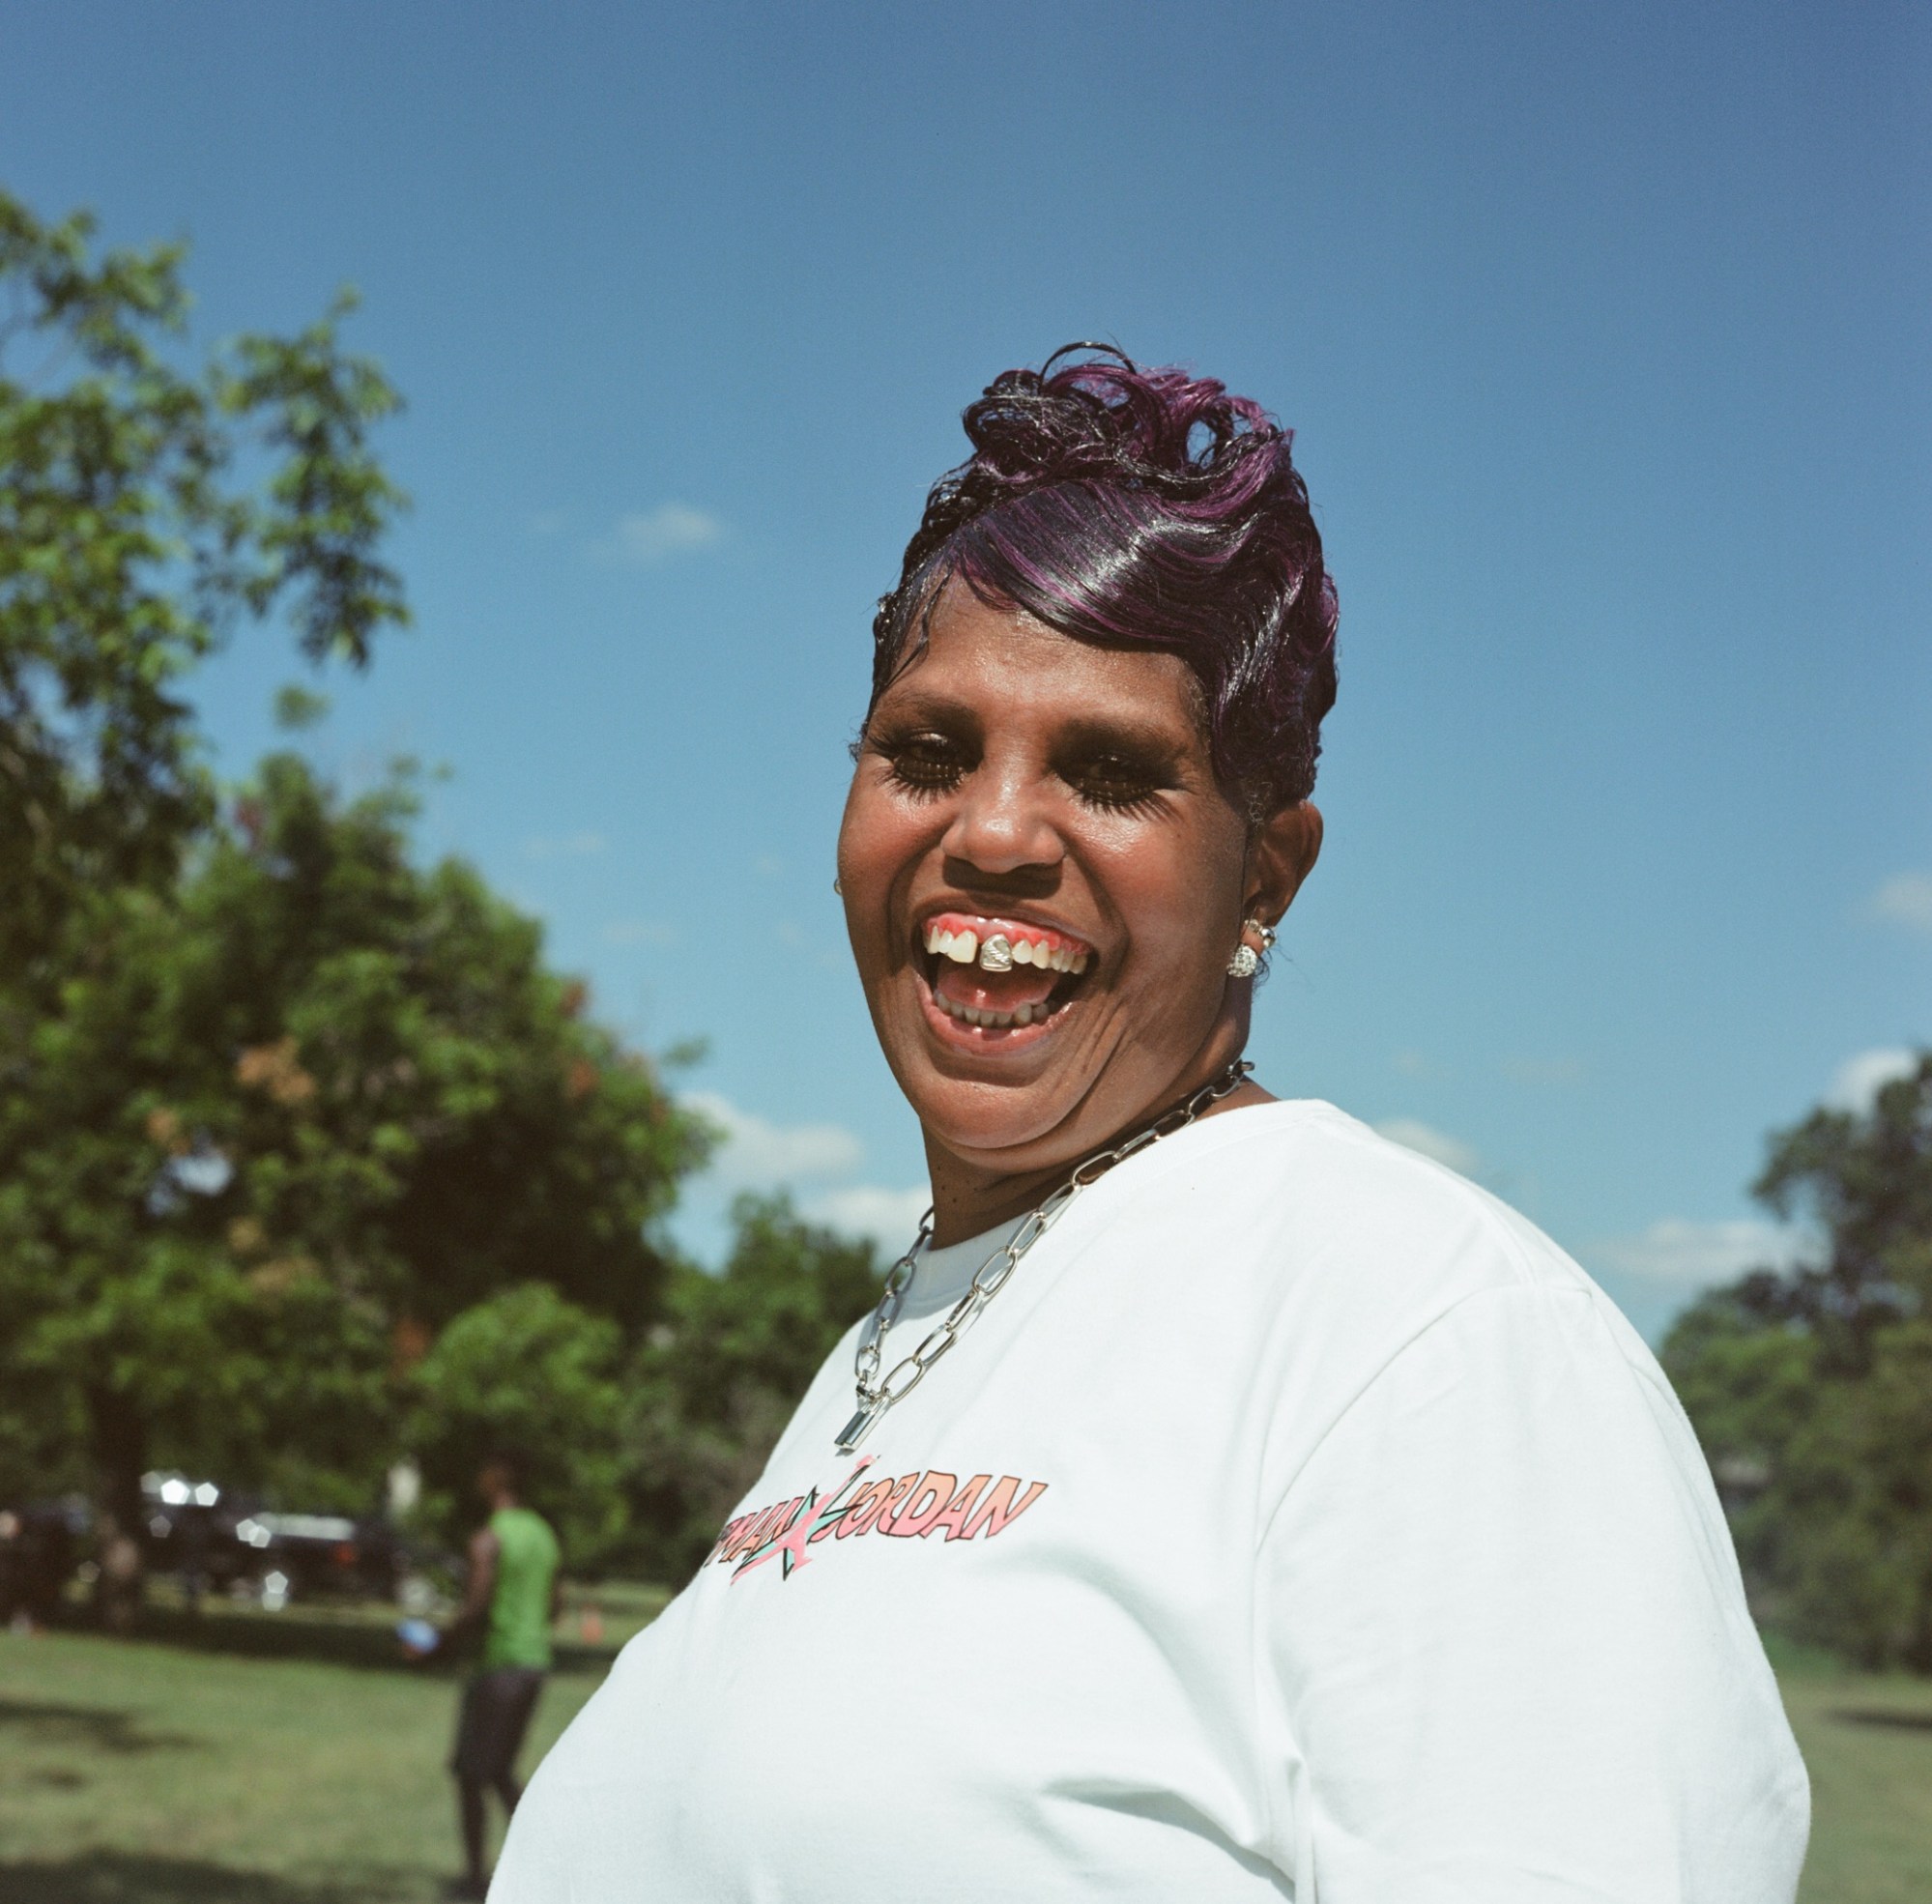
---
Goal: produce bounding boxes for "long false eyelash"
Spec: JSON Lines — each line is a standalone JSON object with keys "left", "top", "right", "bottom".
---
{"left": 1062, "top": 753, "right": 1175, "bottom": 819}
{"left": 1072, "top": 782, "right": 1168, "bottom": 819}
{"left": 871, "top": 728, "right": 1173, "bottom": 816}
{"left": 871, "top": 730, "right": 971, "bottom": 799}
{"left": 884, "top": 758, "right": 965, "bottom": 799}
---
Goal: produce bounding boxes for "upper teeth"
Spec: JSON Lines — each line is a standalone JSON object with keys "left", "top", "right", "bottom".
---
{"left": 923, "top": 923, "right": 1089, "bottom": 973}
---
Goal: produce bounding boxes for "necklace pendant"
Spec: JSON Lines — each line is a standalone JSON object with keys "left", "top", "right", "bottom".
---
{"left": 835, "top": 1399, "right": 884, "bottom": 1456}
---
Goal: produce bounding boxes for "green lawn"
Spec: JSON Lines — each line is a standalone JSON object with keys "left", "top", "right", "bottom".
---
{"left": 1773, "top": 1642, "right": 1932, "bottom": 1904}
{"left": 3, "top": 1604, "right": 1929, "bottom": 1900}
{"left": 0, "top": 1589, "right": 665, "bottom": 1904}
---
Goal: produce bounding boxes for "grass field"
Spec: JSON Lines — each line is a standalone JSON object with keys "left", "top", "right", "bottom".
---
{"left": 0, "top": 1588, "right": 665, "bottom": 1904}
{"left": 4, "top": 1603, "right": 1930, "bottom": 1900}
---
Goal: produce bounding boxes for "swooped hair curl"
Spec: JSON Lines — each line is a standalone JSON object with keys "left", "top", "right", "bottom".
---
{"left": 868, "top": 345, "right": 1339, "bottom": 816}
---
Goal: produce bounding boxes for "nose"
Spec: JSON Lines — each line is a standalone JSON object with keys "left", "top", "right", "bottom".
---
{"left": 939, "top": 761, "right": 1064, "bottom": 882}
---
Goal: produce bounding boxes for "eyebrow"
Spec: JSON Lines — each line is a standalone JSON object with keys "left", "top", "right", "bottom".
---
{"left": 1050, "top": 715, "right": 1196, "bottom": 768}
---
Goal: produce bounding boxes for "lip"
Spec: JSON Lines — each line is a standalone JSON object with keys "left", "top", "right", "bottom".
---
{"left": 908, "top": 907, "right": 1098, "bottom": 1055}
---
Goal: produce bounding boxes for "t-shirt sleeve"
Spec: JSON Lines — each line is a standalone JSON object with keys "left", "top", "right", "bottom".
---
{"left": 1255, "top": 1284, "right": 1809, "bottom": 1903}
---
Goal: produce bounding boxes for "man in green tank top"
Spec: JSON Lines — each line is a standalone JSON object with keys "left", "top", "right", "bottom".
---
{"left": 443, "top": 1452, "right": 561, "bottom": 1900}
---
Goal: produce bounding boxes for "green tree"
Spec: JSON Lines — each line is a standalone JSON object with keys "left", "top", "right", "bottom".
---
{"left": 0, "top": 750, "right": 707, "bottom": 1578}
{"left": 408, "top": 1284, "right": 631, "bottom": 1572}
{"left": 1664, "top": 1053, "right": 1932, "bottom": 1667}
{"left": 0, "top": 189, "right": 408, "bottom": 988}
{"left": 624, "top": 1195, "right": 881, "bottom": 1579}
{"left": 0, "top": 187, "right": 880, "bottom": 1604}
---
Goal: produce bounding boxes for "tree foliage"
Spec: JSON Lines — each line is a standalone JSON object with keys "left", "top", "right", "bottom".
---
{"left": 408, "top": 1284, "right": 631, "bottom": 1571}
{"left": 1664, "top": 1054, "right": 1932, "bottom": 1667}
{"left": 0, "top": 750, "right": 707, "bottom": 1531}
{"left": 624, "top": 1195, "right": 880, "bottom": 1581}
{"left": 0, "top": 188, "right": 881, "bottom": 1596}
{"left": 389, "top": 1195, "right": 881, "bottom": 1582}
{"left": 0, "top": 188, "right": 407, "bottom": 986}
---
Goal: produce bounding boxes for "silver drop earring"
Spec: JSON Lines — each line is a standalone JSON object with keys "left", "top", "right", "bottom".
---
{"left": 1226, "top": 917, "right": 1276, "bottom": 978}
{"left": 832, "top": 878, "right": 843, "bottom": 895}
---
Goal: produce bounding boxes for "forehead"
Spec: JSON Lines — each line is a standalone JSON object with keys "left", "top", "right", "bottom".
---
{"left": 879, "top": 586, "right": 1204, "bottom": 740}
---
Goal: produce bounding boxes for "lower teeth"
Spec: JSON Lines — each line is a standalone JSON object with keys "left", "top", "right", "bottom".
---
{"left": 941, "top": 995, "right": 1055, "bottom": 1030}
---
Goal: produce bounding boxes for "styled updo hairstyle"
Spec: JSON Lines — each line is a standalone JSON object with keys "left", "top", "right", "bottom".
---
{"left": 868, "top": 344, "right": 1339, "bottom": 817}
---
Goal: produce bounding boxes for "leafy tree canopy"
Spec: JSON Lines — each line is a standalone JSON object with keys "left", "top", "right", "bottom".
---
{"left": 0, "top": 749, "right": 707, "bottom": 1528}
{"left": 0, "top": 188, "right": 407, "bottom": 984}
{"left": 409, "top": 1284, "right": 631, "bottom": 1571}
{"left": 1664, "top": 1054, "right": 1932, "bottom": 1668}
{"left": 624, "top": 1195, "right": 881, "bottom": 1580}
{"left": 0, "top": 189, "right": 884, "bottom": 1603}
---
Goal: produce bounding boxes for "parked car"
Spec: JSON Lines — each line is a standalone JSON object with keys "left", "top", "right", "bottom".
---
{"left": 137, "top": 1471, "right": 436, "bottom": 1607}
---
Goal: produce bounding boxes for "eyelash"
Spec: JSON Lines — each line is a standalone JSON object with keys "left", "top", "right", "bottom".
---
{"left": 1075, "top": 772, "right": 1167, "bottom": 818}
{"left": 877, "top": 735, "right": 965, "bottom": 800}
{"left": 874, "top": 736, "right": 1169, "bottom": 815}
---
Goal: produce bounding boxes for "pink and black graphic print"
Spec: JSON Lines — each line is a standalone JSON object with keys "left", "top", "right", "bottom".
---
{"left": 708, "top": 1457, "right": 1050, "bottom": 1582}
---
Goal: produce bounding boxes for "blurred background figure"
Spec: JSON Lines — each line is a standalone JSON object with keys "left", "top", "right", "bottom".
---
{"left": 0, "top": 1506, "right": 73, "bottom": 1633}
{"left": 435, "top": 1454, "right": 562, "bottom": 1901}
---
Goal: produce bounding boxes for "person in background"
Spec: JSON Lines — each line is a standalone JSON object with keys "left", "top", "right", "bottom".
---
{"left": 442, "top": 1452, "right": 561, "bottom": 1901}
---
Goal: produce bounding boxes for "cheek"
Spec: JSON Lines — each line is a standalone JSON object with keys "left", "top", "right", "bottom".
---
{"left": 837, "top": 778, "right": 927, "bottom": 942}
{"left": 1097, "top": 827, "right": 1245, "bottom": 979}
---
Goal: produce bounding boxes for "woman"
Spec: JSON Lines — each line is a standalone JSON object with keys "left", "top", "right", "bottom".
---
{"left": 496, "top": 350, "right": 1808, "bottom": 1900}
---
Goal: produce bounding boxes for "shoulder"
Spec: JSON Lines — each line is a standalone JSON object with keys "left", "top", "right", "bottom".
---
{"left": 1112, "top": 1097, "right": 1597, "bottom": 1313}
{"left": 1088, "top": 1099, "right": 1679, "bottom": 1450}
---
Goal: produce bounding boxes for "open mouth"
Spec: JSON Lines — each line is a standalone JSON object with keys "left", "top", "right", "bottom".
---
{"left": 914, "top": 911, "right": 1095, "bottom": 1037}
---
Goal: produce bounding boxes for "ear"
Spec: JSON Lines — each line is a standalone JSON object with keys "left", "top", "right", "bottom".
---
{"left": 1243, "top": 801, "right": 1323, "bottom": 928}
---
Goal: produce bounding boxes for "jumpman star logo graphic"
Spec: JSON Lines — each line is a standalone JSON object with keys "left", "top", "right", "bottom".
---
{"left": 732, "top": 1457, "right": 875, "bottom": 1582}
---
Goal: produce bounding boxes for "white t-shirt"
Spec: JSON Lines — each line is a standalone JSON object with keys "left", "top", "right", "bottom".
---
{"left": 494, "top": 1100, "right": 1809, "bottom": 1902}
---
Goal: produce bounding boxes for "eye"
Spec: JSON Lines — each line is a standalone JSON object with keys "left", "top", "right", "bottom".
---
{"left": 1065, "top": 752, "right": 1168, "bottom": 814}
{"left": 875, "top": 729, "right": 971, "bottom": 797}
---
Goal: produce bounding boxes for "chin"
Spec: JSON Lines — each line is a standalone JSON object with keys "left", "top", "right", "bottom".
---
{"left": 893, "top": 991, "right": 1151, "bottom": 1171}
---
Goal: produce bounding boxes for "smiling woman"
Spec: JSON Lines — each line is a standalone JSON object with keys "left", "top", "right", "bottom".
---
{"left": 494, "top": 351, "right": 1809, "bottom": 1902}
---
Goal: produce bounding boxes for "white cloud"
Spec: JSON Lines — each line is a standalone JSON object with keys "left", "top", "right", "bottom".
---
{"left": 607, "top": 503, "right": 725, "bottom": 565}
{"left": 685, "top": 1091, "right": 864, "bottom": 1190}
{"left": 1866, "top": 872, "right": 1932, "bottom": 937}
{"left": 1587, "top": 1218, "right": 1812, "bottom": 1290}
{"left": 1827, "top": 1046, "right": 1919, "bottom": 1113}
{"left": 678, "top": 1092, "right": 932, "bottom": 1258}
{"left": 523, "top": 831, "right": 606, "bottom": 860}
{"left": 1373, "top": 1117, "right": 1481, "bottom": 1176}
{"left": 601, "top": 919, "right": 676, "bottom": 947}
{"left": 806, "top": 1185, "right": 933, "bottom": 1256}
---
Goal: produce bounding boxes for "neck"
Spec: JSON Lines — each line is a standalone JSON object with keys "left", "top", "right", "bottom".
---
{"left": 921, "top": 1056, "right": 1271, "bottom": 1249}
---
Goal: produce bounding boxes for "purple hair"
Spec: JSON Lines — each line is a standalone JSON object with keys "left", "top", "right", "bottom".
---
{"left": 868, "top": 345, "right": 1339, "bottom": 815}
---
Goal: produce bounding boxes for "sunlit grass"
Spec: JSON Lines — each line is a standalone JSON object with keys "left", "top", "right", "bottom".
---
{"left": 1771, "top": 1637, "right": 1932, "bottom": 1904}
{"left": 0, "top": 1587, "right": 666, "bottom": 1903}
{"left": 3, "top": 1604, "right": 1928, "bottom": 1900}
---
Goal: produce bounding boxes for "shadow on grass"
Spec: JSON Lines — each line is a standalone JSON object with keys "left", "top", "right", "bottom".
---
{"left": 72, "top": 1605, "right": 621, "bottom": 1680}
{"left": 132, "top": 1605, "right": 425, "bottom": 1674}
{"left": 1831, "top": 1707, "right": 1932, "bottom": 1732}
{"left": 0, "top": 1853, "right": 425, "bottom": 1904}
{"left": 0, "top": 1699, "right": 197, "bottom": 1754}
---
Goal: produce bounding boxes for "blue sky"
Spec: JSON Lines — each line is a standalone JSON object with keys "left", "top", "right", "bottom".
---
{"left": 5, "top": 1, "right": 1926, "bottom": 1337}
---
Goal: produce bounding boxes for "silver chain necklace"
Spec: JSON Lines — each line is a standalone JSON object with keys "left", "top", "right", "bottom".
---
{"left": 835, "top": 1058, "right": 1254, "bottom": 1455}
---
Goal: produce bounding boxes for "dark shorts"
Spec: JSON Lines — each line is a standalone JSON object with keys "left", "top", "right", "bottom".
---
{"left": 450, "top": 1665, "right": 546, "bottom": 1785}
